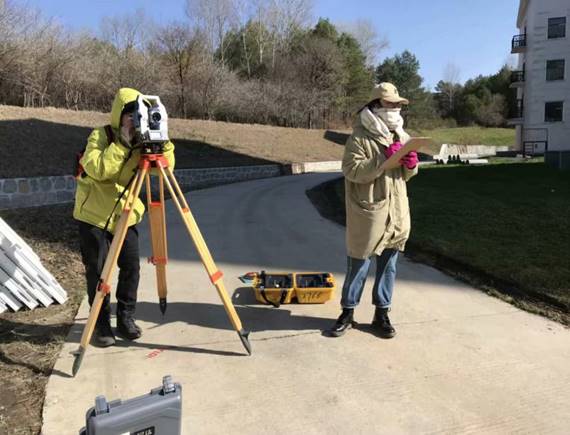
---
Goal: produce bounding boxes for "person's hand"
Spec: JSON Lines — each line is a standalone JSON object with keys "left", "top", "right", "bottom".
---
{"left": 400, "top": 151, "right": 418, "bottom": 169}
{"left": 384, "top": 141, "right": 402, "bottom": 158}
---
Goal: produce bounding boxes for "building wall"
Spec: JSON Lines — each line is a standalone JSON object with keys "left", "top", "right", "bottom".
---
{"left": 517, "top": 0, "right": 570, "bottom": 156}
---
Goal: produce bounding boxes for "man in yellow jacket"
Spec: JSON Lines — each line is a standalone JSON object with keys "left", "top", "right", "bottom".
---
{"left": 73, "top": 88, "right": 175, "bottom": 347}
{"left": 328, "top": 83, "right": 418, "bottom": 338}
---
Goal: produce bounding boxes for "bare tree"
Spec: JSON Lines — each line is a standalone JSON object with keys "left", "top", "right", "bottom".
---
{"left": 250, "top": 0, "right": 270, "bottom": 66}
{"left": 338, "top": 19, "right": 389, "bottom": 66}
{"left": 233, "top": 0, "right": 255, "bottom": 77}
{"left": 266, "top": 0, "right": 314, "bottom": 69}
{"left": 438, "top": 62, "right": 461, "bottom": 115}
{"left": 153, "top": 23, "right": 202, "bottom": 117}
{"left": 235, "top": 0, "right": 275, "bottom": 75}
{"left": 0, "top": 1, "right": 41, "bottom": 77}
{"left": 100, "top": 9, "right": 152, "bottom": 53}
{"left": 186, "top": 0, "right": 238, "bottom": 63}
{"left": 99, "top": 10, "right": 159, "bottom": 91}
{"left": 443, "top": 62, "right": 461, "bottom": 84}
{"left": 188, "top": 56, "right": 230, "bottom": 118}
{"left": 7, "top": 11, "right": 81, "bottom": 108}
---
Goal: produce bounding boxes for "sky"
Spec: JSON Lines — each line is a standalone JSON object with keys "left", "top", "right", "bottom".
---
{"left": 20, "top": 0, "right": 520, "bottom": 89}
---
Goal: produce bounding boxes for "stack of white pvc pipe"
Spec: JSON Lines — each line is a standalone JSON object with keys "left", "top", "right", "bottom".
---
{"left": 0, "top": 218, "right": 67, "bottom": 313}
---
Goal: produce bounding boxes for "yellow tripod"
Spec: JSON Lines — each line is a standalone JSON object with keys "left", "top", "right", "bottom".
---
{"left": 72, "top": 152, "right": 252, "bottom": 376}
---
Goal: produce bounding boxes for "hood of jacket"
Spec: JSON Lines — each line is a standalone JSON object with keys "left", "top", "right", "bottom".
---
{"left": 110, "top": 87, "right": 142, "bottom": 130}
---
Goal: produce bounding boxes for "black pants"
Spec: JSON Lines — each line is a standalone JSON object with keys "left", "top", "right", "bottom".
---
{"left": 78, "top": 221, "right": 140, "bottom": 325}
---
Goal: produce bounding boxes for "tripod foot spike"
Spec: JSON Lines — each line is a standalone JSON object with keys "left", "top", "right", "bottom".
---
{"left": 237, "top": 329, "right": 252, "bottom": 355}
{"left": 71, "top": 346, "right": 85, "bottom": 377}
{"left": 159, "top": 298, "right": 167, "bottom": 315}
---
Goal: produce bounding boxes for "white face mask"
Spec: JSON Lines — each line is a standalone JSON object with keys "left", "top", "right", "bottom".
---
{"left": 373, "top": 107, "right": 403, "bottom": 130}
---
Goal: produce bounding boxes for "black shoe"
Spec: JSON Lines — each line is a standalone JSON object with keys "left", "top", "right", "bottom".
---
{"left": 372, "top": 307, "right": 396, "bottom": 339}
{"left": 327, "top": 308, "right": 354, "bottom": 337}
{"left": 92, "top": 318, "right": 116, "bottom": 347}
{"left": 117, "top": 312, "right": 142, "bottom": 341}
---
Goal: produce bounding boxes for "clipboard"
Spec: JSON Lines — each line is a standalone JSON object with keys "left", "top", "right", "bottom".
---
{"left": 380, "top": 137, "right": 433, "bottom": 170}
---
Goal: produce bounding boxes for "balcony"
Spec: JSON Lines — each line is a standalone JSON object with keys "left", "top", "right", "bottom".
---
{"left": 511, "top": 34, "right": 527, "bottom": 53}
{"left": 508, "top": 99, "right": 524, "bottom": 125}
{"left": 510, "top": 70, "right": 525, "bottom": 88}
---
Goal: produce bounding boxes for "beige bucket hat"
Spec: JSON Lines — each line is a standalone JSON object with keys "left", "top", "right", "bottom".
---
{"left": 369, "top": 82, "right": 409, "bottom": 105}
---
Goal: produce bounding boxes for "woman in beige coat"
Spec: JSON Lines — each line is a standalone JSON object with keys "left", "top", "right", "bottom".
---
{"left": 328, "top": 82, "right": 418, "bottom": 338}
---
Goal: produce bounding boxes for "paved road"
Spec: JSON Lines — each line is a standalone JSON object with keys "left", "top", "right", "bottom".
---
{"left": 43, "top": 173, "right": 570, "bottom": 434}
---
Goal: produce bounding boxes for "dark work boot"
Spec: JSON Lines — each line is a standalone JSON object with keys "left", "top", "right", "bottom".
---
{"left": 327, "top": 308, "right": 354, "bottom": 337}
{"left": 92, "top": 316, "right": 116, "bottom": 348}
{"left": 372, "top": 307, "right": 396, "bottom": 339}
{"left": 117, "top": 312, "right": 142, "bottom": 341}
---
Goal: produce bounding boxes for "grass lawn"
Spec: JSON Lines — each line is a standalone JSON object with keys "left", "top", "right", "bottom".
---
{"left": 307, "top": 160, "right": 569, "bottom": 323}
{"left": 411, "top": 126, "right": 515, "bottom": 148}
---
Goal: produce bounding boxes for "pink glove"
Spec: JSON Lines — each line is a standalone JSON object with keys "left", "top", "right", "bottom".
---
{"left": 400, "top": 151, "right": 418, "bottom": 169}
{"left": 384, "top": 141, "right": 402, "bottom": 158}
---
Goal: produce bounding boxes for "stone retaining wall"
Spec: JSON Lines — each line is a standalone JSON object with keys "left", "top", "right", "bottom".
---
{"left": 0, "top": 165, "right": 283, "bottom": 210}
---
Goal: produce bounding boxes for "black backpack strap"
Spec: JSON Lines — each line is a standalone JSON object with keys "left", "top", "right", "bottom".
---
{"left": 104, "top": 125, "right": 114, "bottom": 144}
{"left": 259, "top": 286, "right": 288, "bottom": 308}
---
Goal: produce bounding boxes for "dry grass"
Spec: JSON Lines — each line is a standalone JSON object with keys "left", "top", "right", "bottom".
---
{"left": 0, "top": 105, "right": 346, "bottom": 178}
{"left": 0, "top": 104, "right": 517, "bottom": 179}
{"left": 169, "top": 118, "right": 347, "bottom": 162}
{"left": 0, "top": 204, "right": 85, "bottom": 435}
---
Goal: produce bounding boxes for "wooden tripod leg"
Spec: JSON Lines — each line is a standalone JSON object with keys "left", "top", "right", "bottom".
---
{"left": 157, "top": 165, "right": 252, "bottom": 355}
{"left": 145, "top": 172, "right": 168, "bottom": 314}
{"left": 72, "top": 166, "right": 149, "bottom": 376}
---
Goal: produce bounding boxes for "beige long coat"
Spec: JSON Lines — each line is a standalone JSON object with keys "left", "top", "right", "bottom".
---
{"left": 342, "top": 119, "right": 418, "bottom": 259}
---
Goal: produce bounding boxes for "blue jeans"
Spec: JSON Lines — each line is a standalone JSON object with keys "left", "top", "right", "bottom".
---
{"left": 340, "top": 249, "right": 399, "bottom": 309}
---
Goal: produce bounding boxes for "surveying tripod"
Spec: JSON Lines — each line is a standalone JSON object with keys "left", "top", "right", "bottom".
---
{"left": 72, "top": 149, "right": 252, "bottom": 376}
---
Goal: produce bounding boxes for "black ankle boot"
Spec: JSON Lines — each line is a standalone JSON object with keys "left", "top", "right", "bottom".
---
{"left": 92, "top": 316, "right": 116, "bottom": 347}
{"left": 328, "top": 308, "right": 354, "bottom": 337}
{"left": 372, "top": 307, "right": 396, "bottom": 339}
{"left": 117, "top": 312, "right": 142, "bottom": 341}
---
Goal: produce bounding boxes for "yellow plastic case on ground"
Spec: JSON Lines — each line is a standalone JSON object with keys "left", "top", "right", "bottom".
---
{"left": 294, "top": 272, "right": 335, "bottom": 304}
{"left": 248, "top": 271, "right": 335, "bottom": 306}
{"left": 252, "top": 273, "right": 295, "bottom": 306}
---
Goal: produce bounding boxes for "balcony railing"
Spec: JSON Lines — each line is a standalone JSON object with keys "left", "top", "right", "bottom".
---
{"left": 511, "top": 34, "right": 527, "bottom": 52}
{"left": 510, "top": 70, "right": 525, "bottom": 83}
{"left": 509, "top": 99, "right": 524, "bottom": 119}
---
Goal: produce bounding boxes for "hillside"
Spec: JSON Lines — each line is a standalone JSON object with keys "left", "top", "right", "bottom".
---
{"left": 0, "top": 105, "right": 515, "bottom": 179}
{"left": 0, "top": 105, "right": 347, "bottom": 178}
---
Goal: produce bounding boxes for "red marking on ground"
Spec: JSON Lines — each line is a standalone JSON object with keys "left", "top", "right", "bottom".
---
{"left": 146, "top": 349, "right": 165, "bottom": 359}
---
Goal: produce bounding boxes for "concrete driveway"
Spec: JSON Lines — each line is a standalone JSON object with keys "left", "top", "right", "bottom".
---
{"left": 43, "top": 173, "right": 570, "bottom": 434}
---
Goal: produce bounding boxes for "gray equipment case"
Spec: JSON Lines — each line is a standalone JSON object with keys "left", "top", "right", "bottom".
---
{"left": 80, "top": 376, "right": 182, "bottom": 435}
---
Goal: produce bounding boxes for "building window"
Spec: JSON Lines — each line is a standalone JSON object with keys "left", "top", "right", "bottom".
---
{"left": 545, "top": 102, "right": 563, "bottom": 122}
{"left": 548, "top": 17, "right": 566, "bottom": 39}
{"left": 546, "top": 59, "right": 565, "bottom": 81}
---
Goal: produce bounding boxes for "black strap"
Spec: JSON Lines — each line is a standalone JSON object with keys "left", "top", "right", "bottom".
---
{"left": 104, "top": 124, "right": 114, "bottom": 143}
{"left": 259, "top": 286, "right": 288, "bottom": 308}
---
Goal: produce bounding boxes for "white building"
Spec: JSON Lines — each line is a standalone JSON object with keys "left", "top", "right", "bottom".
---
{"left": 511, "top": 0, "right": 570, "bottom": 169}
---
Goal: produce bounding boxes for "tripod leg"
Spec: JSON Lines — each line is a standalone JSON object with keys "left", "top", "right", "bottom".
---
{"left": 72, "top": 166, "right": 149, "bottom": 376}
{"left": 158, "top": 165, "right": 252, "bottom": 355}
{"left": 145, "top": 172, "right": 168, "bottom": 314}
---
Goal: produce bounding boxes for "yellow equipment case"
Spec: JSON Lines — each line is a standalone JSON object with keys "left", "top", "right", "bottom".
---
{"left": 242, "top": 271, "right": 335, "bottom": 307}
{"left": 294, "top": 272, "right": 335, "bottom": 304}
